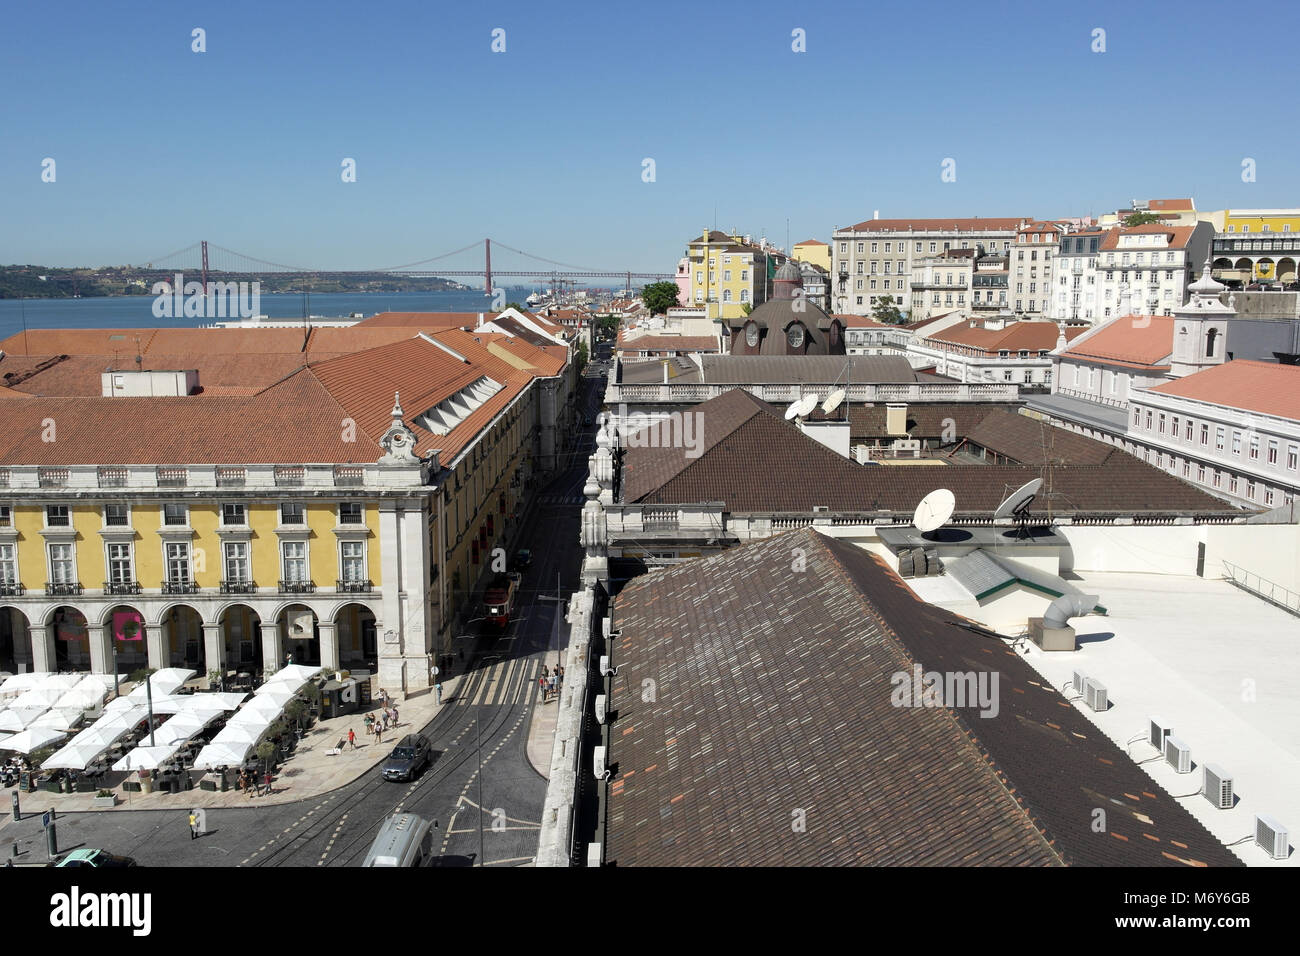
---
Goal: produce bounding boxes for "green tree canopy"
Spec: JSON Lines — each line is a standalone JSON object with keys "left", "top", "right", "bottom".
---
{"left": 1122, "top": 211, "right": 1163, "bottom": 227}
{"left": 641, "top": 281, "right": 679, "bottom": 315}
{"left": 871, "top": 294, "right": 905, "bottom": 325}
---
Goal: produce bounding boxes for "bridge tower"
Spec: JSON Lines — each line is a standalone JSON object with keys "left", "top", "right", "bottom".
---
{"left": 484, "top": 238, "right": 493, "bottom": 296}
{"left": 201, "top": 240, "right": 209, "bottom": 296}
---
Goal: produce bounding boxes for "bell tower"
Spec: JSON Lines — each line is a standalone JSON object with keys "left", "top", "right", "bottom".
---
{"left": 1169, "top": 258, "right": 1234, "bottom": 378}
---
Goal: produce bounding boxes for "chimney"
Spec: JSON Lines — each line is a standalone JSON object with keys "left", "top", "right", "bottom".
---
{"left": 477, "top": 312, "right": 484, "bottom": 328}
{"left": 873, "top": 210, "right": 879, "bottom": 220}
{"left": 663, "top": 361, "right": 669, "bottom": 384}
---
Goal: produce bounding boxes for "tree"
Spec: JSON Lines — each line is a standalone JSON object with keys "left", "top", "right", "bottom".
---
{"left": 504, "top": 301, "right": 527, "bottom": 312}
{"left": 740, "top": 302, "right": 753, "bottom": 316}
{"left": 641, "top": 281, "right": 679, "bottom": 315}
{"left": 871, "top": 294, "right": 904, "bottom": 325}
{"left": 1122, "top": 211, "right": 1162, "bottom": 227}
{"left": 575, "top": 339, "right": 588, "bottom": 373}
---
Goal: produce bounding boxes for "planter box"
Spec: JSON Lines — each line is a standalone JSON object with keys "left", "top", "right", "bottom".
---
{"left": 91, "top": 795, "right": 116, "bottom": 809}
{"left": 199, "top": 777, "right": 217, "bottom": 792}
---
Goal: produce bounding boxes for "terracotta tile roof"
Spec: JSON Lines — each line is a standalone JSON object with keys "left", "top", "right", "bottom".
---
{"left": 623, "top": 389, "right": 1240, "bottom": 515}
{"left": 926, "top": 322, "right": 1085, "bottom": 354}
{"left": 1060, "top": 315, "right": 1174, "bottom": 368}
{"left": 965, "top": 410, "right": 1117, "bottom": 465}
{"left": 794, "top": 238, "right": 827, "bottom": 246}
{"left": 303, "top": 326, "right": 418, "bottom": 358}
{"left": 1148, "top": 198, "right": 1194, "bottom": 211}
{"left": 0, "top": 352, "right": 310, "bottom": 396}
{"left": 145, "top": 328, "right": 310, "bottom": 353}
{"left": 354, "top": 311, "right": 490, "bottom": 329}
{"left": 605, "top": 527, "right": 1242, "bottom": 867}
{"left": 1099, "top": 225, "right": 1197, "bottom": 251}
{"left": 1145, "top": 359, "right": 1300, "bottom": 420}
{"left": 616, "top": 334, "right": 719, "bottom": 353}
{"left": 835, "top": 314, "right": 892, "bottom": 329}
{"left": 844, "top": 217, "right": 1026, "bottom": 233}
{"left": 0, "top": 328, "right": 160, "bottom": 355}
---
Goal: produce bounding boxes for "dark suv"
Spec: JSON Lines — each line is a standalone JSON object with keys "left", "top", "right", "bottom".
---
{"left": 382, "top": 734, "right": 432, "bottom": 781}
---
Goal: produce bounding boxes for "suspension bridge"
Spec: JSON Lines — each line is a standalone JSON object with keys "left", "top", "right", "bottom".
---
{"left": 134, "top": 239, "right": 673, "bottom": 293}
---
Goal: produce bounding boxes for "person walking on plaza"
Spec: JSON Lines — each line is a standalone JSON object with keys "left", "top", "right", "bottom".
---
{"left": 374, "top": 722, "right": 383, "bottom": 745}
{"left": 538, "top": 674, "right": 549, "bottom": 703}
{"left": 264, "top": 771, "right": 273, "bottom": 796}
{"left": 363, "top": 713, "right": 373, "bottom": 734}
{"left": 188, "top": 811, "right": 199, "bottom": 840}
{"left": 435, "top": 682, "right": 443, "bottom": 704}
{"left": 346, "top": 728, "right": 356, "bottom": 750}
{"left": 392, "top": 704, "right": 399, "bottom": 725}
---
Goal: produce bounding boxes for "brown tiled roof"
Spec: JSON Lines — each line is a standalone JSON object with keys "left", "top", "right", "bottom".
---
{"left": 0, "top": 352, "right": 311, "bottom": 396}
{"left": 624, "top": 389, "right": 1241, "bottom": 515}
{"left": 0, "top": 328, "right": 160, "bottom": 355}
{"left": 1061, "top": 315, "right": 1174, "bottom": 368}
{"left": 1146, "top": 359, "right": 1300, "bottom": 420}
{"left": 844, "top": 217, "right": 1025, "bottom": 233}
{"left": 145, "top": 328, "right": 310, "bottom": 353}
{"left": 1148, "top": 198, "right": 1194, "bottom": 211}
{"left": 605, "top": 528, "right": 1242, "bottom": 867}
{"left": 926, "top": 322, "right": 1085, "bottom": 354}
{"left": 964, "top": 410, "right": 1116, "bottom": 465}
{"left": 698, "top": 355, "right": 919, "bottom": 384}
{"left": 616, "top": 334, "right": 718, "bottom": 353}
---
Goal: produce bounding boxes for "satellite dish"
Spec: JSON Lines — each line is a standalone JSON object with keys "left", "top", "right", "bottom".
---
{"left": 912, "top": 489, "right": 955, "bottom": 535}
{"left": 821, "top": 388, "right": 846, "bottom": 414}
{"left": 784, "top": 401, "right": 802, "bottom": 421}
{"left": 993, "top": 478, "right": 1043, "bottom": 520}
{"left": 796, "top": 394, "right": 819, "bottom": 417}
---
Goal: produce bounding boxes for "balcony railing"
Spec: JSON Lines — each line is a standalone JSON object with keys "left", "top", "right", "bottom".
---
{"left": 279, "top": 579, "right": 316, "bottom": 593}
{"left": 216, "top": 467, "right": 246, "bottom": 487}
{"left": 157, "top": 467, "right": 188, "bottom": 487}
{"left": 220, "top": 580, "right": 257, "bottom": 594}
{"left": 334, "top": 466, "right": 365, "bottom": 487}
{"left": 97, "top": 467, "right": 129, "bottom": 488}
{"left": 104, "top": 580, "right": 142, "bottom": 595}
{"left": 162, "top": 580, "right": 198, "bottom": 594}
{"left": 45, "top": 582, "right": 83, "bottom": 596}
{"left": 336, "top": 579, "right": 373, "bottom": 593}
{"left": 0, "top": 583, "right": 24, "bottom": 597}
{"left": 0, "top": 469, "right": 9, "bottom": 487}
{"left": 274, "top": 466, "right": 305, "bottom": 486}
{"left": 38, "top": 468, "right": 70, "bottom": 488}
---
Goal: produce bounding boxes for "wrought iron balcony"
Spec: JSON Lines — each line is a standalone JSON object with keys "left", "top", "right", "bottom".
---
{"left": 279, "top": 579, "right": 316, "bottom": 593}
{"left": 220, "top": 580, "right": 257, "bottom": 594}
{"left": 104, "top": 580, "right": 142, "bottom": 595}
{"left": 0, "top": 583, "right": 24, "bottom": 597}
{"left": 163, "top": 580, "right": 198, "bottom": 594}
{"left": 336, "top": 579, "right": 373, "bottom": 593}
{"left": 45, "top": 582, "right": 83, "bottom": 596}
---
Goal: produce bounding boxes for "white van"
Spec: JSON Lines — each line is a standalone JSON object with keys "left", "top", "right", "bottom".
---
{"left": 361, "top": 813, "right": 434, "bottom": 867}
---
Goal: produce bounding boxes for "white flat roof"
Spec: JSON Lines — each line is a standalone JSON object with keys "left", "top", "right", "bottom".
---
{"left": 1007, "top": 571, "right": 1300, "bottom": 866}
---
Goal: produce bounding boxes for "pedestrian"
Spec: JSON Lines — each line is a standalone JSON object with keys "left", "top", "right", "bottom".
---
{"left": 363, "top": 713, "right": 373, "bottom": 733}
{"left": 188, "top": 811, "right": 199, "bottom": 840}
{"left": 538, "top": 675, "right": 549, "bottom": 702}
{"left": 374, "top": 722, "right": 383, "bottom": 745}
{"left": 434, "top": 682, "right": 442, "bottom": 705}
{"left": 263, "top": 771, "right": 273, "bottom": 795}
{"left": 346, "top": 728, "right": 356, "bottom": 750}
{"left": 548, "top": 674, "right": 558, "bottom": 697}
{"left": 392, "top": 704, "right": 399, "bottom": 725}
{"left": 541, "top": 665, "right": 549, "bottom": 679}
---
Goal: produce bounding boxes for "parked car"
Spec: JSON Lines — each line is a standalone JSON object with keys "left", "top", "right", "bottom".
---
{"left": 511, "top": 548, "right": 532, "bottom": 571}
{"left": 54, "top": 849, "right": 137, "bottom": 868}
{"left": 381, "top": 734, "right": 432, "bottom": 782}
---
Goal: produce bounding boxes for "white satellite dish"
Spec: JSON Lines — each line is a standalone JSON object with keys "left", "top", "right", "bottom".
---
{"left": 821, "top": 388, "right": 846, "bottom": 414}
{"left": 912, "top": 489, "right": 955, "bottom": 534}
{"left": 784, "top": 401, "right": 802, "bottom": 421}
{"left": 796, "top": 394, "right": 819, "bottom": 417}
{"left": 994, "top": 478, "right": 1043, "bottom": 520}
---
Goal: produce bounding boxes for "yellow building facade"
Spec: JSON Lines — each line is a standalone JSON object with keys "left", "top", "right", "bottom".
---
{"left": 684, "top": 229, "right": 785, "bottom": 320}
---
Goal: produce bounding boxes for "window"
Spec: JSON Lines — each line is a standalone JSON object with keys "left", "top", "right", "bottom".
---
{"left": 339, "top": 502, "right": 364, "bottom": 525}
{"left": 1215, "top": 426, "right": 1225, "bottom": 450}
{"left": 46, "top": 505, "right": 70, "bottom": 528}
{"left": 222, "top": 503, "right": 246, "bottom": 526}
{"left": 929, "top": 242, "right": 936, "bottom": 253}
{"left": 166, "top": 542, "right": 191, "bottom": 583}
{"left": 107, "top": 543, "right": 133, "bottom": 585}
{"left": 1200, "top": 424, "right": 1209, "bottom": 446}
{"left": 224, "top": 541, "right": 249, "bottom": 583}
{"left": 723, "top": 289, "right": 732, "bottom": 302}
{"left": 870, "top": 242, "right": 878, "bottom": 253}
{"left": 740, "top": 270, "right": 748, "bottom": 282}
{"left": 48, "top": 543, "right": 75, "bottom": 584}
{"left": 280, "top": 502, "right": 305, "bottom": 525}
{"left": 341, "top": 540, "right": 366, "bottom": 582}
{"left": 1265, "top": 488, "right": 1275, "bottom": 505}
{"left": 1231, "top": 431, "right": 1242, "bottom": 455}
{"left": 1171, "top": 415, "right": 1179, "bottom": 437}
{"left": 0, "top": 544, "right": 17, "bottom": 585}
{"left": 104, "top": 504, "right": 129, "bottom": 526}
{"left": 1004, "top": 370, "right": 1014, "bottom": 381}
{"left": 1288, "top": 444, "right": 1298, "bottom": 470}
{"left": 1158, "top": 414, "right": 1166, "bottom": 434}
{"left": 723, "top": 270, "right": 731, "bottom": 282}
{"left": 1213, "top": 471, "right": 1222, "bottom": 488}
{"left": 1198, "top": 465, "right": 1206, "bottom": 482}
{"left": 856, "top": 242, "right": 864, "bottom": 254}
{"left": 740, "top": 289, "right": 750, "bottom": 302}
{"left": 0, "top": 506, "right": 11, "bottom": 528}
{"left": 869, "top": 279, "right": 877, "bottom": 290}
{"left": 1185, "top": 419, "right": 1193, "bottom": 441}
{"left": 1145, "top": 410, "right": 1152, "bottom": 429}
{"left": 1247, "top": 435, "right": 1260, "bottom": 461}
{"left": 163, "top": 503, "right": 187, "bottom": 526}
{"left": 281, "top": 541, "right": 307, "bottom": 583}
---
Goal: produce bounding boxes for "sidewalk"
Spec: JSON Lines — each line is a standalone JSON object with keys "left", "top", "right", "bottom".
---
{"left": 0, "top": 674, "right": 462, "bottom": 819}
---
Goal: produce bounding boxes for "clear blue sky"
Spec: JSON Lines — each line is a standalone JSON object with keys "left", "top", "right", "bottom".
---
{"left": 2, "top": 0, "right": 1296, "bottom": 274}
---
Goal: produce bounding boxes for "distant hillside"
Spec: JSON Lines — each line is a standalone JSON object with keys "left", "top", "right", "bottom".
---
{"left": 0, "top": 264, "right": 468, "bottom": 298}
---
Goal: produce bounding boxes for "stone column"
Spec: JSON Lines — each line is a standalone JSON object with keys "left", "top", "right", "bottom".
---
{"left": 202, "top": 623, "right": 225, "bottom": 680}
{"left": 29, "top": 624, "right": 56, "bottom": 673}
{"left": 87, "top": 623, "right": 113, "bottom": 677}
{"left": 260, "top": 622, "right": 282, "bottom": 676}
{"left": 316, "top": 621, "right": 340, "bottom": 671}
{"left": 144, "top": 624, "right": 167, "bottom": 670}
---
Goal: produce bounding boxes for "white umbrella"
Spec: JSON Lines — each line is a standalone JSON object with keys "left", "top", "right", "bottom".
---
{"left": 53, "top": 687, "right": 103, "bottom": 711}
{"left": 104, "top": 696, "right": 137, "bottom": 713}
{"left": 153, "top": 714, "right": 211, "bottom": 747}
{"left": 191, "top": 742, "right": 252, "bottom": 770}
{"left": 37, "top": 674, "right": 83, "bottom": 692}
{"left": 253, "top": 686, "right": 295, "bottom": 709}
{"left": 0, "top": 673, "right": 51, "bottom": 694}
{"left": 182, "top": 692, "right": 246, "bottom": 713}
{"left": 234, "top": 695, "right": 283, "bottom": 719}
{"left": 0, "top": 707, "right": 49, "bottom": 731}
{"left": 112, "top": 745, "right": 180, "bottom": 772}
{"left": 269, "top": 664, "right": 323, "bottom": 685}
{"left": 10, "top": 688, "right": 61, "bottom": 709}
{"left": 255, "top": 677, "right": 301, "bottom": 696}
{"left": 30, "top": 708, "right": 85, "bottom": 732}
{"left": 213, "top": 724, "right": 264, "bottom": 746}
{"left": 148, "top": 668, "right": 197, "bottom": 695}
{"left": 1, "top": 727, "right": 67, "bottom": 754}
{"left": 42, "top": 742, "right": 108, "bottom": 770}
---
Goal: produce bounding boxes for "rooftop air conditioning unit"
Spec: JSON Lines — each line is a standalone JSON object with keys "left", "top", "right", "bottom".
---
{"left": 1149, "top": 716, "right": 1173, "bottom": 753}
{"left": 1255, "top": 815, "right": 1289, "bottom": 860}
{"left": 599, "top": 655, "right": 614, "bottom": 676}
{"left": 594, "top": 694, "right": 607, "bottom": 724}
{"left": 586, "top": 842, "right": 603, "bottom": 868}
{"left": 812, "top": 505, "right": 829, "bottom": 513}
{"left": 1072, "top": 670, "right": 1089, "bottom": 695}
{"left": 593, "top": 746, "right": 609, "bottom": 780}
{"left": 1084, "top": 678, "right": 1108, "bottom": 712}
{"left": 1164, "top": 734, "right": 1192, "bottom": 774}
{"left": 1202, "top": 764, "right": 1233, "bottom": 809}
